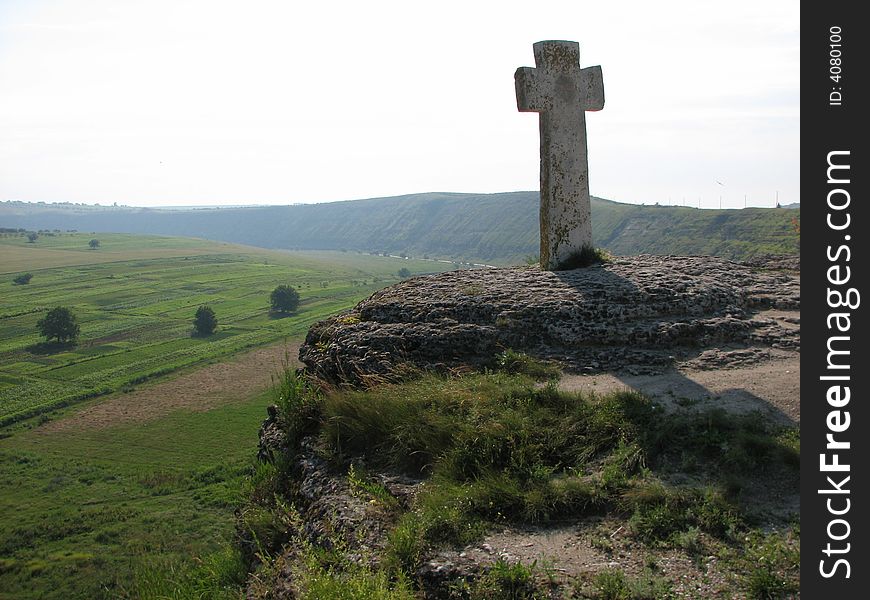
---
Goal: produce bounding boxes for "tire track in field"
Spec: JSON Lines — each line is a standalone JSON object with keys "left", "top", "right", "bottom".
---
{"left": 39, "top": 342, "right": 300, "bottom": 432}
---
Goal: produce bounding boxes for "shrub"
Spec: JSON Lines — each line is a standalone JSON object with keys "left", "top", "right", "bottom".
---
{"left": 88, "top": 239, "right": 100, "bottom": 249}
{"left": 193, "top": 305, "right": 218, "bottom": 336}
{"left": 270, "top": 285, "right": 300, "bottom": 314}
{"left": 13, "top": 273, "right": 33, "bottom": 285}
{"left": 36, "top": 307, "right": 80, "bottom": 344}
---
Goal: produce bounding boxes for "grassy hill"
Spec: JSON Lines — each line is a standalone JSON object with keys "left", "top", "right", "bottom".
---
{"left": 1, "top": 193, "right": 799, "bottom": 264}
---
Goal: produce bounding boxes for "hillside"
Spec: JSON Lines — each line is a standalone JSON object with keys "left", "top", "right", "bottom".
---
{"left": 245, "top": 256, "right": 801, "bottom": 598}
{"left": 1, "top": 193, "right": 799, "bottom": 264}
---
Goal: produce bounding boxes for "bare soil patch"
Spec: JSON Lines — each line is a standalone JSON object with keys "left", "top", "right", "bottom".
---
{"left": 454, "top": 518, "right": 738, "bottom": 597}
{"left": 41, "top": 342, "right": 299, "bottom": 432}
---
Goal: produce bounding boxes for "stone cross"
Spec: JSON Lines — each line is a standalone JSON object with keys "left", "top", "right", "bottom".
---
{"left": 515, "top": 40, "right": 604, "bottom": 270}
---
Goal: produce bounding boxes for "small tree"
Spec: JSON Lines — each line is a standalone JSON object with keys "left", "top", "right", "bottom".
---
{"left": 13, "top": 273, "right": 33, "bottom": 285}
{"left": 37, "top": 307, "right": 80, "bottom": 344}
{"left": 270, "top": 285, "right": 300, "bottom": 314}
{"left": 397, "top": 267, "right": 411, "bottom": 278}
{"left": 26, "top": 232, "right": 38, "bottom": 243}
{"left": 193, "top": 305, "right": 218, "bottom": 336}
{"left": 89, "top": 239, "right": 100, "bottom": 249}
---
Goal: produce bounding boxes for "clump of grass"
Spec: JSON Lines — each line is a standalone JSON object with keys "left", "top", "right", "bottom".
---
{"left": 289, "top": 530, "right": 416, "bottom": 600}
{"left": 625, "top": 571, "right": 674, "bottom": 600}
{"left": 271, "top": 358, "right": 321, "bottom": 453}
{"left": 586, "top": 567, "right": 674, "bottom": 600}
{"left": 494, "top": 349, "right": 561, "bottom": 380}
{"left": 322, "top": 373, "right": 653, "bottom": 482}
{"left": 624, "top": 483, "right": 738, "bottom": 546}
{"left": 296, "top": 560, "right": 414, "bottom": 600}
{"left": 471, "top": 559, "right": 538, "bottom": 599}
{"left": 594, "top": 568, "right": 630, "bottom": 600}
{"left": 555, "top": 245, "right": 611, "bottom": 270}
{"left": 745, "top": 566, "right": 788, "bottom": 600}
{"left": 384, "top": 512, "right": 426, "bottom": 575}
{"left": 236, "top": 500, "right": 294, "bottom": 563}
{"left": 235, "top": 361, "right": 327, "bottom": 567}
{"left": 737, "top": 529, "right": 800, "bottom": 599}
{"left": 347, "top": 464, "right": 399, "bottom": 510}
{"left": 130, "top": 545, "right": 247, "bottom": 600}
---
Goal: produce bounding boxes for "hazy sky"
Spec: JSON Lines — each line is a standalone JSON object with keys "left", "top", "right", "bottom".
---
{"left": 0, "top": 0, "right": 799, "bottom": 208}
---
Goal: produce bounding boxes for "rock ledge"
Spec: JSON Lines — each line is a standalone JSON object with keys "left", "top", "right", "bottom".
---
{"left": 300, "top": 255, "right": 799, "bottom": 384}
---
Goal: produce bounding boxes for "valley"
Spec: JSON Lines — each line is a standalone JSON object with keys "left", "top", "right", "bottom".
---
{"left": 0, "top": 233, "right": 453, "bottom": 599}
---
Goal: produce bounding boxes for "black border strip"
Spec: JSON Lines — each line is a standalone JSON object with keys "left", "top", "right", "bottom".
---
{"left": 801, "top": 3, "right": 868, "bottom": 596}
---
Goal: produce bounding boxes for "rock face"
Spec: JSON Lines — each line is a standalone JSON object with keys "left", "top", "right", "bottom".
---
{"left": 300, "top": 255, "right": 799, "bottom": 385}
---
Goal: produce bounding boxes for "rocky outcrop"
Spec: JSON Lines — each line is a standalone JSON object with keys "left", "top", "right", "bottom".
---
{"left": 299, "top": 255, "right": 799, "bottom": 385}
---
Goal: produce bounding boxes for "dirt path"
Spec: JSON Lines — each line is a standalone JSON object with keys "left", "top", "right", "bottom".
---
{"left": 41, "top": 342, "right": 300, "bottom": 432}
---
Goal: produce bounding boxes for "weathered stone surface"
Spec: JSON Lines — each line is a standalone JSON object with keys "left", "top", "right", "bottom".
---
{"left": 299, "top": 255, "right": 800, "bottom": 385}
{"left": 516, "top": 40, "right": 604, "bottom": 269}
{"left": 248, "top": 433, "right": 420, "bottom": 598}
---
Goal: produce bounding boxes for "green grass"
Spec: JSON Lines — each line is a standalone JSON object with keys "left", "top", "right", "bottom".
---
{"left": 256, "top": 370, "right": 799, "bottom": 597}
{"left": 0, "top": 233, "right": 454, "bottom": 425}
{"left": 587, "top": 568, "right": 674, "bottom": 600}
{"left": 0, "top": 390, "right": 270, "bottom": 599}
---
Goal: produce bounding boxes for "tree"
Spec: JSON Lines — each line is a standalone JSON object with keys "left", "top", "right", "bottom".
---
{"left": 26, "top": 232, "right": 38, "bottom": 243}
{"left": 398, "top": 267, "right": 411, "bottom": 278}
{"left": 13, "top": 273, "right": 33, "bottom": 285}
{"left": 89, "top": 239, "right": 100, "bottom": 249}
{"left": 37, "top": 307, "right": 80, "bottom": 344}
{"left": 270, "top": 285, "right": 300, "bottom": 314}
{"left": 193, "top": 305, "right": 218, "bottom": 336}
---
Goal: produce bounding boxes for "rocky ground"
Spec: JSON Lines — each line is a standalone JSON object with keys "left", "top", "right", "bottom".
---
{"left": 256, "top": 255, "right": 800, "bottom": 598}
{"left": 299, "top": 255, "right": 799, "bottom": 386}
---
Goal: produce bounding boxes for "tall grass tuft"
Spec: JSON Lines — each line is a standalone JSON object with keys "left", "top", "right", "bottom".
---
{"left": 130, "top": 545, "right": 247, "bottom": 600}
{"left": 272, "top": 356, "right": 321, "bottom": 452}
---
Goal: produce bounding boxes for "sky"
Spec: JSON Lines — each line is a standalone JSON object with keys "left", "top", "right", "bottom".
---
{"left": 0, "top": 0, "right": 799, "bottom": 209}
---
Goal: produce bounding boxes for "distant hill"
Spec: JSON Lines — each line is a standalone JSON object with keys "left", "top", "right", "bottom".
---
{"left": 0, "top": 193, "right": 799, "bottom": 265}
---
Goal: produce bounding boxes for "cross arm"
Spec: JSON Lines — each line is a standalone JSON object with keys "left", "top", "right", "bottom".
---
{"left": 581, "top": 66, "right": 604, "bottom": 111}
{"left": 515, "top": 67, "right": 549, "bottom": 112}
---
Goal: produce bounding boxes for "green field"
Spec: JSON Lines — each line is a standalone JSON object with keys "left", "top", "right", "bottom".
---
{"left": 0, "top": 233, "right": 452, "bottom": 426}
{"left": 0, "top": 232, "right": 455, "bottom": 598}
{"left": 0, "top": 393, "right": 270, "bottom": 599}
